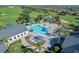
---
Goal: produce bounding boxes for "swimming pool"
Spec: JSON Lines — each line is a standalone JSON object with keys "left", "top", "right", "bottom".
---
{"left": 31, "top": 24, "right": 49, "bottom": 35}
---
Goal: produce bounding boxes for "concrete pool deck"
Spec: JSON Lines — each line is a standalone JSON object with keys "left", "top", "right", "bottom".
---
{"left": 21, "top": 20, "right": 60, "bottom": 49}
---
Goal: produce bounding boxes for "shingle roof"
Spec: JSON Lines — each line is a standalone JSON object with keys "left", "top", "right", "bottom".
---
{"left": 61, "top": 32, "right": 79, "bottom": 52}
{"left": 0, "top": 43, "right": 7, "bottom": 53}
{"left": 0, "top": 24, "right": 27, "bottom": 39}
{"left": 62, "top": 34, "right": 79, "bottom": 48}
{"left": 61, "top": 44, "right": 79, "bottom": 53}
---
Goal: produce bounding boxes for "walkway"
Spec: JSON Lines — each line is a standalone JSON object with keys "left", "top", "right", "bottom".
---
{"left": 60, "top": 18, "right": 70, "bottom": 24}
{"left": 25, "top": 36, "right": 36, "bottom": 46}
{"left": 21, "top": 35, "right": 37, "bottom": 48}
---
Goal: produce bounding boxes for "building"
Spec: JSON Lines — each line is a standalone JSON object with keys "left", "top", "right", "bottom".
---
{"left": 0, "top": 24, "right": 28, "bottom": 44}
{"left": 0, "top": 42, "right": 8, "bottom": 53}
{"left": 61, "top": 31, "right": 79, "bottom": 53}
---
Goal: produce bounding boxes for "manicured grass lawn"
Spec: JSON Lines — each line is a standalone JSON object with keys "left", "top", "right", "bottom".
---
{"left": 0, "top": 7, "right": 43, "bottom": 26}
{"left": 48, "top": 11, "right": 78, "bottom": 24}
{"left": 48, "top": 12, "right": 57, "bottom": 16}
{"left": 0, "top": 6, "right": 22, "bottom": 26}
{"left": 8, "top": 40, "right": 23, "bottom": 53}
{"left": 0, "top": 6, "right": 78, "bottom": 26}
{"left": 60, "top": 15, "right": 77, "bottom": 25}
{"left": 30, "top": 11, "right": 43, "bottom": 19}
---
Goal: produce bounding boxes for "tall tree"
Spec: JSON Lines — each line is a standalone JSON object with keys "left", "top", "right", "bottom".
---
{"left": 54, "top": 16, "right": 61, "bottom": 25}
{"left": 21, "top": 46, "right": 34, "bottom": 53}
{"left": 50, "top": 44, "right": 62, "bottom": 53}
{"left": 34, "top": 42, "right": 46, "bottom": 53}
{"left": 0, "top": 25, "right": 3, "bottom": 30}
{"left": 17, "top": 8, "right": 31, "bottom": 24}
{"left": 34, "top": 14, "right": 43, "bottom": 23}
{"left": 0, "top": 37, "right": 9, "bottom": 47}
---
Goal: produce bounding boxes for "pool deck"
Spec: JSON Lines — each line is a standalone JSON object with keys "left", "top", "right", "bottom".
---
{"left": 28, "top": 22, "right": 59, "bottom": 40}
{"left": 21, "top": 20, "right": 60, "bottom": 49}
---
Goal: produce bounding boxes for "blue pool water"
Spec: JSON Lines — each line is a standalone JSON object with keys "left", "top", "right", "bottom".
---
{"left": 31, "top": 24, "right": 49, "bottom": 35}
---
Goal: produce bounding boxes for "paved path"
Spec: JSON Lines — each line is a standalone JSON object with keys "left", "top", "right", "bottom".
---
{"left": 60, "top": 18, "right": 70, "bottom": 24}
{"left": 21, "top": 35, "right": 36, "bottom": 47}
{"left": 21, "top": 37, "right": 31, "bottom": 47}
{"left": 25, "top": 36, "right": 36, "bottom": 46}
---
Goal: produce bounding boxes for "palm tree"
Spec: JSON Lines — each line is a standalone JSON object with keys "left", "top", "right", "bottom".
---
{"left": 0, "top": 25, "right": 3, "bottom": 30}
{"left": 50, "top": 44, "right": 62, "bottom": 53}
{"left": 21, "top": 46, "right": 34, "bottom": 53}
{"left": 17, "top": 8, "right": 31, "bottom": 24}
{"left": 0, "top": 36, "right": 9, "bottom": 47}
{"left": 54, "top": 16, "right": 61, "bottom": 25}
{"left": 34, "top": 42, "right": 46, "bottom": 53}
{"left": 58, "top": 23, "right": 72, "bottom": 37}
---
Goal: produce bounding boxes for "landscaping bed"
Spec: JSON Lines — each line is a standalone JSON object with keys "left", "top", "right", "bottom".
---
{"left": 8, "top": 40, "right": 23, "bottom": 53}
